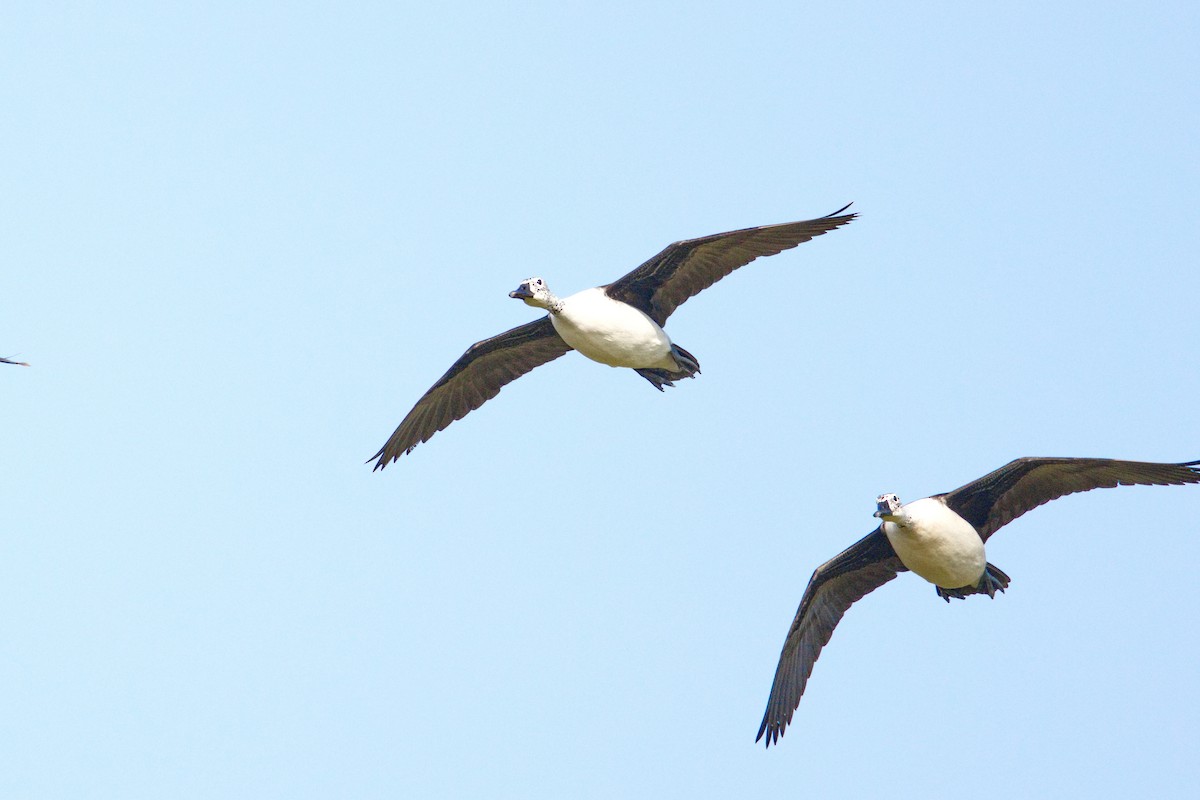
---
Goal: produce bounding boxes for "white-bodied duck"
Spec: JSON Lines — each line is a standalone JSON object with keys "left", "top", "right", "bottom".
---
{"left": 757, "top": 456, "right": 1200, "bottom": 747}
{"left": 371, "top": 205, "right": 855, "bottom": 469}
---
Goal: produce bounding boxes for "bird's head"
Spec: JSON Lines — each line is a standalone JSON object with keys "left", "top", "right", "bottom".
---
{"left": 509, "top": 277, "right": 552, "bottom": 308}
{"left": 873, "top": 493, "right": 903, "bottom": 522}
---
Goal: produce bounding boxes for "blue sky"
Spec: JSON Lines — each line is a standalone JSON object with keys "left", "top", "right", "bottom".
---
{"left": 3, "top": 2, "right": 1199, "bottom": 797}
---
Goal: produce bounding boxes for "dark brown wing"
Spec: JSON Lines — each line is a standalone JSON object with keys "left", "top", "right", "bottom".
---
{"left": 940, "top": 457, "right": 1200, "bottom": 542}
{"left": 370, "top": 317, "right": 571, "bottom": 469}
{"left": 603, "top": 205, "right": 857, "bottom": 326}
{"left": 756, "top": 528, "right": 905, "bottom": 747}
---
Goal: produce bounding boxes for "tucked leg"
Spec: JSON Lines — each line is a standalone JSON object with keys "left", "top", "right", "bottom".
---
{"left": 635, "top": 345, "right": 701, "bottom": 391}
{"left": 935, "top": 563, "right": 1012, "bottom": 602}
{"left": 670, "top": 344, "right": 701, "bottom": 378}
{"left": 979, "top": 563, "right": 1011, "bottom": 598}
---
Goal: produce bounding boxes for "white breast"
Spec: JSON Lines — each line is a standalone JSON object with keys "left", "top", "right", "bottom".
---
{"left": 551, "top": 287, "right": 676, "bottom": 369}
{"left": 882, "top": 498, "right": 986, "bottom": 589}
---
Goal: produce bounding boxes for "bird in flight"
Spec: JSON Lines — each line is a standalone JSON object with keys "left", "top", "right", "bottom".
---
{"left": 756, "top": 456, "right": 1200, "bottom": 747}
{"left": 370, "top": 205, "right": 856, "bottom": 470}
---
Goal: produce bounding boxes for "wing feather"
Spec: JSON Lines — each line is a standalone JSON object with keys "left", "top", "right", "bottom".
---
{"left": 370, "top": 317, "right": 571, "bottom": 469}
{"left": 940, "top": 457, "right": 1200, "bottom": 542}
{"left": 605, "top": 205, "right": 856, "bottom": 326}
{"left": 756, "top": 528, "right": 905, "bottom": 747}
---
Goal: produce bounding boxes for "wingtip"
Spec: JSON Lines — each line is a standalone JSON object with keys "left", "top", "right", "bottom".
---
{"left": 368, "top": 440, "right": 424, "bottom": 471}
{"left": 756, "top": 726, "right": 778, "bottom": 749}
{"left": 755, "top": 715, "right": 780, "bottom": 749}
{"left": 827, "top": 202, "right": 854, "bottom": 218}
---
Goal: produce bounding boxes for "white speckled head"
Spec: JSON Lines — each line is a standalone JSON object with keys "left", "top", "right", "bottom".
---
{"left": 874, "top": 493, "right": 903, "bottom": 520}
{"left": 509, "top": 277, "right": 553, "bottom": 308}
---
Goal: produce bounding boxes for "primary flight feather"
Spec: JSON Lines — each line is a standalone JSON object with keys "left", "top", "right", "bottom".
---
{"left": 371, "top": 205, "right": 855, "bottom": 470}
{"left": 756, "top": 456, "right": 1200, "bottom": 748}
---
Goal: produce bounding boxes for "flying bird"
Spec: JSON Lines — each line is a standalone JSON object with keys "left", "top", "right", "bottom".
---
{"left": 370, "top": 205, "right": 856, "bottom": 469}
{"left": 1, "top": 356, "right": 29, "bottom": 366}
{"left": 756, "top": 456, "right": 1200, "bottom": 748}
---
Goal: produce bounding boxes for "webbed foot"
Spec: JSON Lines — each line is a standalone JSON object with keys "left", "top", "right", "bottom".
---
{"left": 979, "top": 563, "right": 1011, "bottom": 598}
{"left": 935, "top": 563, "right": 1012, "bottom": 602}
{"left": 636, "top": 345, "right": 701, "bottom": 391}
{"left": 670, "top": 344, "right": 701, "bottom": 377}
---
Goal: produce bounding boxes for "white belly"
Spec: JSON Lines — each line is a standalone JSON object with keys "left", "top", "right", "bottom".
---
{"left": 551, "top": 287, "right": 676, "bottom": 369}
{"left": 883, "top": 498, "right": 986, "bottom": 589}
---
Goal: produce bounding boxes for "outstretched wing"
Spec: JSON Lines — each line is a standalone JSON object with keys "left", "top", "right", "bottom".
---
{"left": 940, "top": 457, "right": 1200, "bottom": 542}
{"left": 1, "top": 356, "right": 30, "bottom": 366}
{"left": 604, "top": 204, "right": 856, "bottom": 326}
{"left": 370, "top": 317, "right": 572, "bottom": 469}
{"left": 756, "top": 528, "right": 905, "bottom": 747}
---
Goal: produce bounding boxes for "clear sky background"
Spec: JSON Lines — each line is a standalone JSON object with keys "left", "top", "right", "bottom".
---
{"left": 3, "top": 2, "right": 1199, "bottom": 798}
